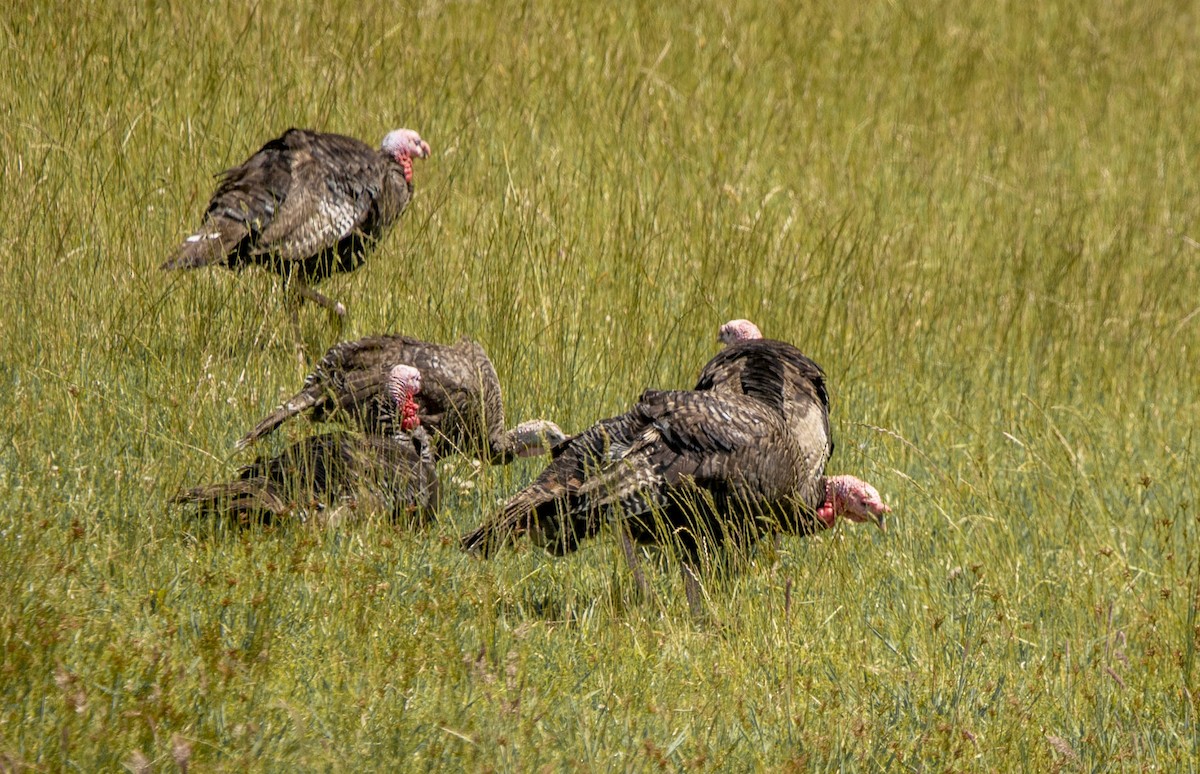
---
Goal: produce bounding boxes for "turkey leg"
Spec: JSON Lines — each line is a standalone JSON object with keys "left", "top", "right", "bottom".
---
{"left": 294, "top": 281, "right": 348, "bottom": 326}
{"left": 616, "top": 522, "right": 653, "bottom": 601}
{"left": 282, "top": 283, "right": 308, "bottom": 366}
{"left": 681, "top": 563, "right": 705, "bottom": 618}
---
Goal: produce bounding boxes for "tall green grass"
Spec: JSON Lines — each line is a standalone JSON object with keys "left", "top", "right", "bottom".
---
{"left": 1, "top": 0, "right": 1197, "bottom": 768}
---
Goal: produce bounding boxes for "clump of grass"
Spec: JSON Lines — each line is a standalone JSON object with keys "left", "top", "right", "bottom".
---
{"left": 1, "top": 0, "right": 1198, "bottom": 769}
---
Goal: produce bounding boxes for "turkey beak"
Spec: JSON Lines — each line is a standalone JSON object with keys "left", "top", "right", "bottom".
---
{"left": 870, "top": 503, "right": 891, "bottom": 532}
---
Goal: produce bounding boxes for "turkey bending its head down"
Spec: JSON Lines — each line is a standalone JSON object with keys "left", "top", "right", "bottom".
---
{"left": 705, "top": 318, "right": 892, "bottom": 532}
{"left": 462, "top": 342, "right": 890, "bottom": 614}
{"left": 815, "top": 474, "right": 891, "bottom": 528}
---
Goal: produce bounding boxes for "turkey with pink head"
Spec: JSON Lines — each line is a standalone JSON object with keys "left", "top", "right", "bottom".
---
{"left": 236, "top": 333, "right": 566, "bottom": 464}
{"left": 172, "top": 365, "right": 438, "bottom": 525}
{"left": 701, "top": 319, "right": 892, "bottom": 531}
{"left": 461, "top": 345, "right": 889, "bottom": 615}
{"left": 162, "top": 127, "right": 430, "bottom": 358}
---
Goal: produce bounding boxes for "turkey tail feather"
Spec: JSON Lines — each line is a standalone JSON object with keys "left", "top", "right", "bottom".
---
{"left": 236, "top": 390, "right": 323, "bottom": 449}
{"left": 171, "top": 480, "right": 289, "bottom": 518}
{"left": 161, "top": 218, "right": 246, "bottom": 270}
{"left": 460, "top": 517, "right": 508, "bottom": 557}
{"left": 461, "top": 498, "right": 537, "bottom": 557}
{"left": 236, "top": 367, "right": 388, "bottom": 450}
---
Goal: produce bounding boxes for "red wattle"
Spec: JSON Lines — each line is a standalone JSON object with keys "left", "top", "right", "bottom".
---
{"left": 401, "top": 155, "right": 413, "bottom": 183}
{"left": 400, "top": 397, "right": 420, "bottom": 431}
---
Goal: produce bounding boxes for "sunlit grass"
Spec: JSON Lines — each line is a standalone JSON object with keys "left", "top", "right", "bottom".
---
{"left": 1, "top": 0, "right": 1198, "bottom": 769}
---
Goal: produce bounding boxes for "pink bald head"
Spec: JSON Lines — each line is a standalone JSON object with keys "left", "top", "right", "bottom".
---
{"left": 381, "top": 129, "right": 431, "bottom": 183}
{"left": 387, "top": 364, "right": 422, "bottom": 431}
{"left": 815, "top": 475, "right": 891, "bottom": 531}
{"left": 718, "top": 319, "right": 763, "bottom": 346}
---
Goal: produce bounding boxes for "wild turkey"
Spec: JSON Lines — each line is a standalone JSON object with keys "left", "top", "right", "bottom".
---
{"left": 173, "top": 365, "right": 438, "bottom": 525}
{"left": 162, "top": 127, "right": 430, "bottom": 356}
{"left": 461, "top": 348, "right": 889, "bottom": 614}
{"left": 696, "top": 320, "right": 833, "bottom": 477}
{"left": 701, "top": 319, "right": 898, "bottom": 538}
{"left": 236, "top": 333, "right": 566, "bottom": 463}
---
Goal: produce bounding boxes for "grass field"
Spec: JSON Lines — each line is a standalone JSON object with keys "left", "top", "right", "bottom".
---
{"left": 2, "top": 0, "right": 1199, "bottom": 769}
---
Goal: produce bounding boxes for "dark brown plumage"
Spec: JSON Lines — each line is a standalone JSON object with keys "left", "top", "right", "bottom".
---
{"left": 236, "top": 334, "right": 566, "bottom": 463}
{"left": 461, "top": 348, "right": 805, "bottom": 554}
{"left": 694, "top": 336, "right": 834, "bottom": 482}
{"left": 461, "top": 341, "right": 889, "bottom": 613}
{"left": 173, "top": 365, "right": 437, "bottom": 525}
{"left": 694, "top": 328, "right": 889, "bottom": 531}
{"left": 163, "top": 127, "right": 429, "bottom": 351}
{"left": 172, "top": 428, "right": 438, "bottom": 526}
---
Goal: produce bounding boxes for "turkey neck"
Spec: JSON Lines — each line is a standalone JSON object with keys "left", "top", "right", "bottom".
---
{"left": 470, "top": 342, "right": 517, "bottom": 463}
{"left": 485, "top": 427, "right": 533, "bottom": 464}
{"left": 376, "top": 164, "right": 413, "bottom": 223}
{"left": 782, "top": 475, "right": 836, "bottom": 535}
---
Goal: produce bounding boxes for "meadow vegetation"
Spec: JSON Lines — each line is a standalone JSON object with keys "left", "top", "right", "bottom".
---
{"left": 1, "top": 0, "right": 1198, "bottom": 769}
